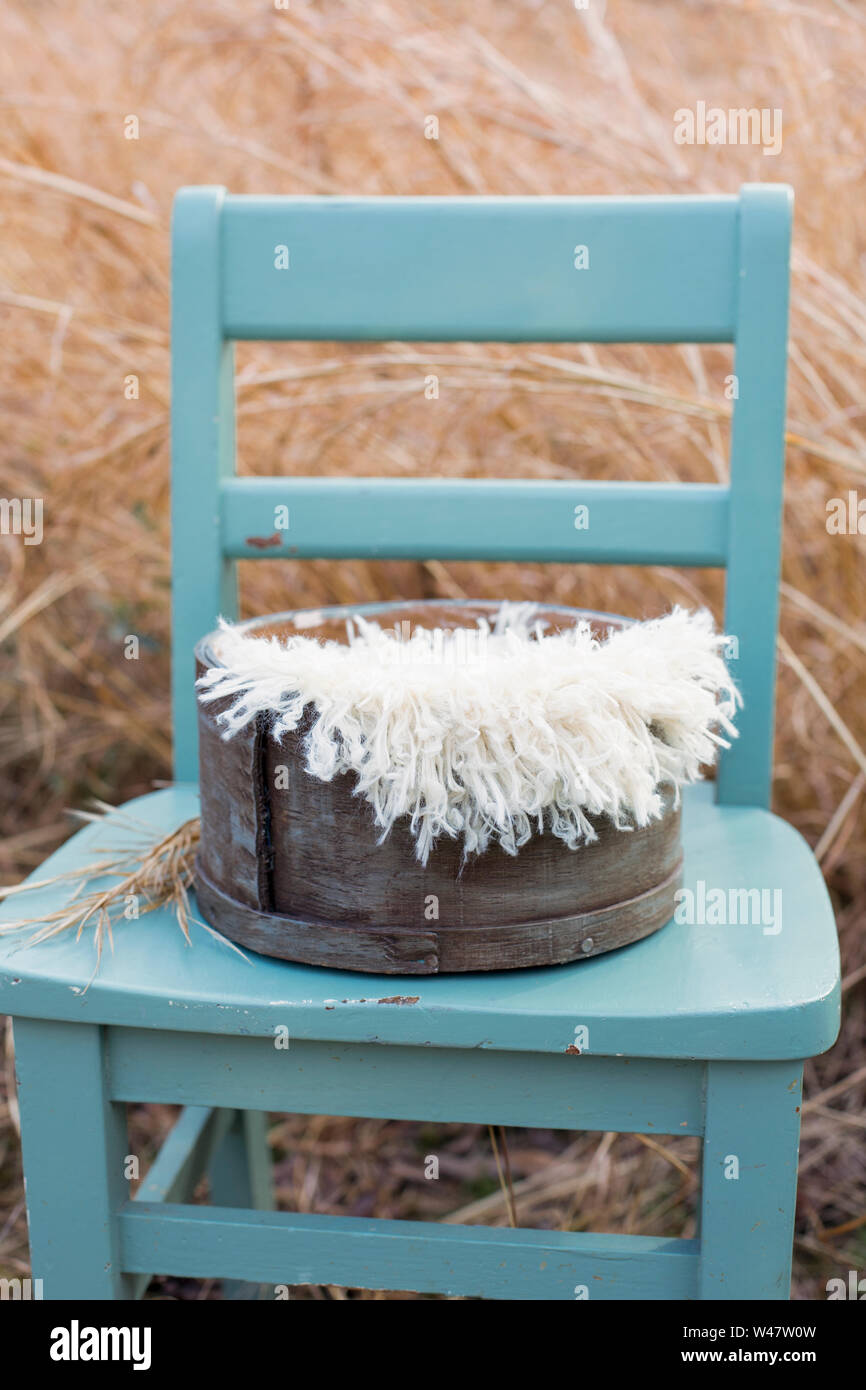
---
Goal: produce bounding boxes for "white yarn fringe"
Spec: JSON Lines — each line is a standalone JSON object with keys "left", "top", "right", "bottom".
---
{"left": 197, "top": 604, "right": 741, "bottom": 865}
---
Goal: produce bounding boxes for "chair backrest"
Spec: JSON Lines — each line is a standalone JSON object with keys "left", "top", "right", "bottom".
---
{"left": 171, "top": 185, "right": 792, "bottom": 806}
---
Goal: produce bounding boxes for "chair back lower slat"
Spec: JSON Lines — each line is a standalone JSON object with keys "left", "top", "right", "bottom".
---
{"left": 221, "top": 477, "right": 729, "bottom": 567}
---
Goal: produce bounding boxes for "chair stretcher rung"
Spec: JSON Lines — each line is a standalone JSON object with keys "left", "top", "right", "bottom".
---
{"left": 121, "top": 1202, "right": 699, "bottom": 1299}
{"left": 221, "top": 477, "right": 729, "bottom": 566}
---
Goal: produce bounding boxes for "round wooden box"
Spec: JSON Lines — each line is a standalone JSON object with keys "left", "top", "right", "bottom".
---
{"left": 194, "top": 600, "right": 682, "bottom": 974}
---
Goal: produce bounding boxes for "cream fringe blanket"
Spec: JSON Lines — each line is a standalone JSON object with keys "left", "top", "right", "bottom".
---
{"left": 198, "top": 604, "right": 740, "bottom": 864}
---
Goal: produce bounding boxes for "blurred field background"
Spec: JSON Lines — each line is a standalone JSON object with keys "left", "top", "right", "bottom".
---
{"left": 1, "top": 0, "right": 864, "bottom": 1299}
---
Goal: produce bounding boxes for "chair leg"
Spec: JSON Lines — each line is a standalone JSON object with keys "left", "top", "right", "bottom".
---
{"left": 13, "top": 1018, "right": 135, "bottom": 1300}
{"left": 209, "top": 1108, "right": 274, "bottom": 1299}
{"left": 209, "top": 1109, "right": 274, "bottom": 1210}
{"left": 698, "top": 1059, "right": 803, "bottom": 1300}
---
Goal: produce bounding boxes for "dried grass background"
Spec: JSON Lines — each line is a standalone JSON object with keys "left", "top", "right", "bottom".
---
{"left": 1, "top": 0, "right": 864, "bottom": 1299}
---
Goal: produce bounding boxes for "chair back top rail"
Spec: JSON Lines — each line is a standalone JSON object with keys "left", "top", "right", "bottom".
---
{"left": 171, "top": 185, "right": 793, "bottom": 805}
{"left": 217, "top": 194, "right": 739, "bottom": 343}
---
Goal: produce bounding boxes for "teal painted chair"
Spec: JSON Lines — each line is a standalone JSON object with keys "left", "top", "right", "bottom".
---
{"left": 1, "top": 186, "right": 840, "bottom": 1300}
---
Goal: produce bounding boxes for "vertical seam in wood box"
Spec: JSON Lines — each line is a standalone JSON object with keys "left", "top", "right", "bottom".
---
{"left": 253, "top": 712, "right": 275, "bottom": 912}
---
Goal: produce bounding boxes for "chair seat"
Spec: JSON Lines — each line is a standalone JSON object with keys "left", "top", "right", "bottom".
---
{"left": 0, "top": 782, "right": 839, "bottom": 1061}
